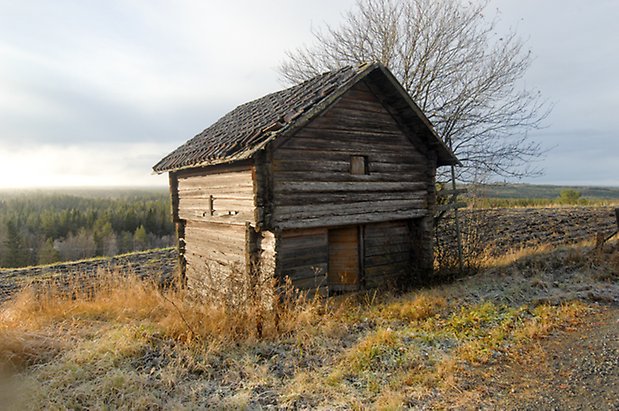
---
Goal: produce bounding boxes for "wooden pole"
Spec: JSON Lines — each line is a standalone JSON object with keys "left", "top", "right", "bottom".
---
{"left": 450, "top": 164, "right": 464, "bottom": 273}
{"left": 447, "top": 137, "right": 463, "bottom": 273}
{"left": 600, "top": 208, "right": 619, "bottom": 245}
{"left": 169, "top": 172, "right": 186, "bottom": 287}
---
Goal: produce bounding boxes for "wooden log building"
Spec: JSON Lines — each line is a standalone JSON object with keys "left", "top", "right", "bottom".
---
{"left": 153, "top": 63, "right": 458, "bottom": 296}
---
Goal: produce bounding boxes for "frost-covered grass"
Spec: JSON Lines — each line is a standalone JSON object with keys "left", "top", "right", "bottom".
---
{"left": 0, "top": 242, "right": 616, "bottom": 409}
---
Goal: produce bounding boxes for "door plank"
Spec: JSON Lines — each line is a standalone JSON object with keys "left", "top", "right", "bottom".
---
{"left": 328, "top": 226, "right": 360, "bottom": 288}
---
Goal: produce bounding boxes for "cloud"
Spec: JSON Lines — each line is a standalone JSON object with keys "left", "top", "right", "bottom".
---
{"left": 0, "top": 0, "right": 616, "bottom": 187}
{"left": 528, "top": 129, "right": 619, "bottom": 186}
{"left": 0, "top": 142, "right": 170, "bottom": 188}
{"left": 0, "top": 0, "right": 358, "bottom": 187}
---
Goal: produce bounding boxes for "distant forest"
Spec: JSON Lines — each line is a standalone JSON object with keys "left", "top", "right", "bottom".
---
{"left": 0, "top": 189, "right": 174, "bottom": 268}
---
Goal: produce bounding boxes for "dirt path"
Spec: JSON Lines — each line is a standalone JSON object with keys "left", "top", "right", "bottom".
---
{"left": 478, "top": 306, "right": 618, "bottom": 410}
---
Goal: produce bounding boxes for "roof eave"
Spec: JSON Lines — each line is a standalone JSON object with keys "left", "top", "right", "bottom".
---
{"left": 153, "top": 151, "right": 254, "bottom": 174}
{"left": 153, "top": 62, "right": 461, "bottom": 173}
{"left": 153, "top": 64, "right": 378, "bottom": 174}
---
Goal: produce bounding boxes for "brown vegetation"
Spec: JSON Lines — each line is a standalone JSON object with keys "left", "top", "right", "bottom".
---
{"left": 435, "top": 206, "right": 617, "bottom": 275}
{"left": 1, "top": 238, "right": 617, "bottom": 409}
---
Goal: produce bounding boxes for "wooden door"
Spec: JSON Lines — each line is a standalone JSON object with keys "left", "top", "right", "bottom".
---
{"left": 328, "top": 226, "right": 360, "bottom": 290}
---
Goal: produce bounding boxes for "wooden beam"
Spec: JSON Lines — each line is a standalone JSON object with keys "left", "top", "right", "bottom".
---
{"left": 168, "top": 172, "right": 180, "bottom": 222}
{"left": 176, "top": 220, "right": 186, "bottom": 287}
{"left": 168, "top": 171, "right": 186, "bottom": 286}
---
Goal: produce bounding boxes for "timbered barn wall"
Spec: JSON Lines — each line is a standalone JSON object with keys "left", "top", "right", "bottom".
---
{"left": 278, "top": 228, "right": 329, "bottom": 292}
{"left": 363, "top": 221, "right": 412, "bottom": 288}
{"left": 167, "top": 79, "right": 441, "bottom": 295}
{"left": 170, "top": 164, "right": 256, "bottom": 295}
{"left": 272, "top": 80, "right": 437, "bottom": 289}
{"left": 271, "top": 81, "right": 430, "bottom": 229}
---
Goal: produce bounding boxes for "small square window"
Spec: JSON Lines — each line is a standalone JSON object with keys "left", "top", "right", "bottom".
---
{"left": 350, "top": 155, "right": 368, "bottom": 175}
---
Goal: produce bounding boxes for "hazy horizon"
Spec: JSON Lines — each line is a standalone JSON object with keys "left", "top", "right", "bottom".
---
{"left": 2, "top": 182, "right": 619, "bottom": 193}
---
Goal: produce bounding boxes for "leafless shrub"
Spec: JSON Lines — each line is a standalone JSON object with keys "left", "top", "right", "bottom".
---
{"left": 435, "top": 210, "right": 488, "bottom": 275}
{"left": 280, "top": 0, "right": 551, "bottom": 182}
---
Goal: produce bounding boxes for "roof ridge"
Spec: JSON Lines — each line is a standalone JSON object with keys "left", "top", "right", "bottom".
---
{"left": 153, "top": 64, "right": 368, "bottom": 173}
{"left": 152, "top": 62, "right": 457, "bottom": 173}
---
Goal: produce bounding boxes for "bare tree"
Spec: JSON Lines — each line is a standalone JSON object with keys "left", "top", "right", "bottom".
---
{"left": 56, "top": 228, "right": 97, "bottom": 261}
{"left": 279, "top": 0, "right": 550, "bottom": 182}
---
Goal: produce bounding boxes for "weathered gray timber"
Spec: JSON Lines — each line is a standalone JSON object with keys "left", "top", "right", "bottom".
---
{"left": 154, "top": 62, "right": 458, "bottom": 296}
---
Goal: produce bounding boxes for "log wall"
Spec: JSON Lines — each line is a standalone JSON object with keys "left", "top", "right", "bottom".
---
{"left": 168, "top": 79, "right": 440, "bottom": 295}
{"left": 271, "top": 81, "right": 431, "bottom": 230}
{"left": 363, "top": 220, "right": 412, "bottom": 288}
{"left": 278, "top": 220, "right": 413, "bottom": 292}
{"left": 183, "top": 220, "right": 247, "bottom": 295}
{"left": 177, "top": 164, "right": 256, "bottom": 226}
{"left": 270, "top": 80, "right": 438, "bottom": 290}
{"left": 278, "top": 227, "right": 329, "bottom": 292}
{"left": 175, "top": 164, "right": 256, "bottom": 294}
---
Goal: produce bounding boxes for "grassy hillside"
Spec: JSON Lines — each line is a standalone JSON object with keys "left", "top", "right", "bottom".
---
{"left": 1, "top": 241, "right": 617, "bottom": 409}
{"left": 472, "top": 183, "right": 619, "bottom": 199}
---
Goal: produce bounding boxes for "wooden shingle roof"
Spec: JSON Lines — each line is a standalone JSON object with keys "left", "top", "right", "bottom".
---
{"left": 153, "top": 63, "right": 457, "bottom": 173}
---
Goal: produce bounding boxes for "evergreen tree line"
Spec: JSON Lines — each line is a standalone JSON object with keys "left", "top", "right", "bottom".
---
{"left": 0, "top": 191, "right": 175, "bottom": 268}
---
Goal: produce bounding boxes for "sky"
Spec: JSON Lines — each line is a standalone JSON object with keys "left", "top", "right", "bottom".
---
{"left": 0, "top": 0, "right": 617, "bottom": 188}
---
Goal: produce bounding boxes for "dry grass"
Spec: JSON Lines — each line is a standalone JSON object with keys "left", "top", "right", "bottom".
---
{"left": 0, "top": 241, "right": 617, "bottom": 409}
{"left": 380, "top": 292, "right": 448, "bottom": 322}
{"left": 0, "top": 271, "right": 323, "bottom": 368}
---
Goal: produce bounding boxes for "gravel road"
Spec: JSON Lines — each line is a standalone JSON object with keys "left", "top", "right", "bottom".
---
{"left": 482, "top": 306, "right": 619, "bottom": 410}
